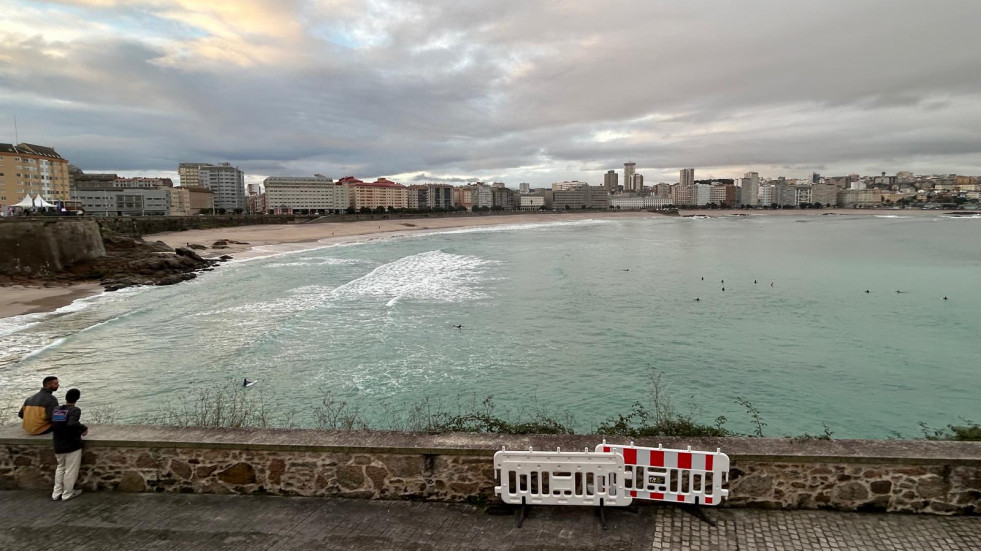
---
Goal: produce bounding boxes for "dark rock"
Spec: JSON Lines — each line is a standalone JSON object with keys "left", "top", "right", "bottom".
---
{"left": 365, "top": 466, "right": 388, "bottom": 490}
{"left": 175, "top": 247, "right": 205, "bottom": 262}
{"left": 144, "top": 240, "right": 175, "bottom": 253}
{"left": 870, "top": 480, "right": 892, "bottom": 495}
{"left": 917, "top": 477, "right": 951, "bottom": 499}
{"left": 217, "top": 463, "right": 257, "bottom": 485}
{"left": 219, "top": 255, "right": 233, "bottom": 261}
{"left": 833, "top": 481, "right": 869, "bottom": 502}
{"left": 336, "top": 466, "right": 365, "bottom": 490}
{"left": 268, "top": 459, "right": 286, "bottom": 485}
{"left": 170, "top": 459, "right": 193, "bottom": 480}
{"left": 187, "top": 243, "right": 207, "bottom": 250}
{"left": 117, "top": 471, "right": 146, "bottom": 492}
{"left": 135, "top": 453, "right": 158, "bottom": 469}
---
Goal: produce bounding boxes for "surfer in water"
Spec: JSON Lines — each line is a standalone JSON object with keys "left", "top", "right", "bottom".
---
{"left": 243, "top": 379, "right": 257, "bottom": 387}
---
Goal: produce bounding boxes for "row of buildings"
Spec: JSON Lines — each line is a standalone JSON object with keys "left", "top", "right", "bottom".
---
{"left": 2, "top": 142, "right": 978, "bottom": 216}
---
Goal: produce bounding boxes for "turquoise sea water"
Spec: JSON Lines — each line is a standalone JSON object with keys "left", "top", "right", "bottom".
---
{"left": 1, "top": 213, "right": 979, "bottom": 438}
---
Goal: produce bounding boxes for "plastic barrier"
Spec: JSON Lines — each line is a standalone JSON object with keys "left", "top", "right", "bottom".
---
{"left": 595, "top": 442, "right": 729, "bottom": 505}
{"left": 494, "top": 448, "right": 632, "bottom": 507}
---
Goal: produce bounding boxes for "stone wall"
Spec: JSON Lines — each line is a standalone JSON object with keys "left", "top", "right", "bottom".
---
{"left": 95, "top": 215, "right": 298, "bottom": 237}
{"left": 0, "top": 218, "right": 106, "bottom": 275}
{"left": 1, "top": 426, "right": 978, "bottom": 514}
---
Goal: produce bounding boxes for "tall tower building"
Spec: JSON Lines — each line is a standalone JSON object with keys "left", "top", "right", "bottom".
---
{"left": 603, "top": 170, "right": 618, "bottom": 192}
{"left": 741, "top": 171, "right": 760, "bottom": 207}
{"left": 680, "top": 168, "right": 694, "bottom": 187}
{"left": 199, "top": 163, "right": 246, "bottom": 211}
{"left": 623, "top": 162, "right": 636, "bottom": 192}
{"left": 631, "top": 173, "right": 644, "bottom": 193}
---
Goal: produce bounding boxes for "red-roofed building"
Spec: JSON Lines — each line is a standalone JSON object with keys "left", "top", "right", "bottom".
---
{"left": 348, "top": 177, "right": 408, "bottom": 210}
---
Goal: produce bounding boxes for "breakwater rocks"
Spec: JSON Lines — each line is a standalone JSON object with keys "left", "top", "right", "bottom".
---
{"left": 71, "top": 236, "right": 221, "bottom": 292}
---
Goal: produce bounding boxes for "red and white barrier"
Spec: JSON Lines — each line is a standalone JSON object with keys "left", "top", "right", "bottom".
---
{"left": 595, "top": 442, "right": 729, "bottom": 505}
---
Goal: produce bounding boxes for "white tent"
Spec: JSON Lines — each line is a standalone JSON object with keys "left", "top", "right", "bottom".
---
{"left": 34, "top": 195, "right": 56, "bottom": 208}
{"left": 13, "top": 194, "right": 35, "bottom": 208}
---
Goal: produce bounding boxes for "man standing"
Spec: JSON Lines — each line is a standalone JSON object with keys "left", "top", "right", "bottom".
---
{"left": 18, "top": 376, "right": 59, "bottom": 435}
{"left": 52, "top": 388, "right": 87, "bottom": 501}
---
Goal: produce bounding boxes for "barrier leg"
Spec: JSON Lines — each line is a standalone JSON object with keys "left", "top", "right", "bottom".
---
{"left": 516, "top": 497, "right": 528, "bottom": 528}
{"left": 679, "top": 503, "right": 717, "bottom": 527}
{"left": 598, "top": 498, "right": 608, "bottom": 530}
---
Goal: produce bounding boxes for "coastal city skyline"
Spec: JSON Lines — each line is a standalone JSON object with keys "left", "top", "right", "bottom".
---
{"left": 2, "top": 1, "right": 981, "bottom": 187}
{"left": 5, "top": 139, "right": 977, "bottom": 216}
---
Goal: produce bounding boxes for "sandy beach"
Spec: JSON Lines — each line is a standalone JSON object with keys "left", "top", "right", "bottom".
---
{"left": 0, "top": 208, "right": 932, "bottom": 320}
{"left": 0, "top": 282, "right": 103, "bottom": 319}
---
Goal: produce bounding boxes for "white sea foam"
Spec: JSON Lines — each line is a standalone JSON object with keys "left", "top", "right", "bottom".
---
{"left": 428, "top": 218, "right": 609, "bottom": 237}
{"left": 264, "top": 258, "right": 365, "bottom": 269}
{"left": 19, "top": 337, "right": 66, "bottom": 361}
{"left": 331, "top": 250, "right": 498, "bottom": 304}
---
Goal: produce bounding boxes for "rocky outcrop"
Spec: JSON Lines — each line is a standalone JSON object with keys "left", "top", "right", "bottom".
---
{"left": 0, "top": 219, "right": 223, "bottom": 291}
{"left": 68, "top": 235, "right": 221, "bottom": 291}
{"left": 0, "top": 218, "right": 106, "bottom": 276}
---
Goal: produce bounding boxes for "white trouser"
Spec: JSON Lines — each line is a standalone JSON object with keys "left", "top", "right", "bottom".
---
{"left": 53, "top": 449, "right": 82, "bottom": 499}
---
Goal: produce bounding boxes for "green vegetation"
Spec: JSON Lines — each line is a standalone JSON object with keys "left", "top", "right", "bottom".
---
{"left": 918, "top": 420, "right": 981, "bottom": 441}
{"left": 2, "top": 379, "right": 978, "bottom": 441}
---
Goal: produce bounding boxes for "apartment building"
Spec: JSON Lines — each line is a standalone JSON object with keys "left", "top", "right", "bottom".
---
{"left": 0, "top": 143, "right": 71, "bottom": 212}
{"left": 343, "top": 177, "right": 408, "bottom": 210}
{"left": 167, "top": 186, "right": 215, "bottom": 216}
{"left": 262, "top": 175, "right": 349, "bottom": 213}
{"left": 198, "top": 163, "right": 246, "bottom": 211}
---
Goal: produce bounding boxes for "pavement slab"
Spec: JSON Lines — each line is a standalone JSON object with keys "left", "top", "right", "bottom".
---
{"left": 0, "top": 491, "right": 978, "bottom": 550}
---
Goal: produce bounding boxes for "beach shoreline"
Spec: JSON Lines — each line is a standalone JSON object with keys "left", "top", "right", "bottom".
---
{"left": 0, "top": 208, "right": 942, "bottom": 320}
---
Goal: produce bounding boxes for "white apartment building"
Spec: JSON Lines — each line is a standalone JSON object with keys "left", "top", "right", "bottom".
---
{"left": 198, "top": 163, "right": 245, "bottom": 211}
{"left": 741, "top": 172, "right": 760, "bottom": 206}
{"left": 610, "top": 196, "right": 672, "bottom": 209}
{"left": 262, "top": 175, "right": 349, "bottom": 213}
{"left": 519, "top": 195, "right": 545, "bottom": 210}
{"left": 696, "top": 183, "right": 713, "bottom": 206}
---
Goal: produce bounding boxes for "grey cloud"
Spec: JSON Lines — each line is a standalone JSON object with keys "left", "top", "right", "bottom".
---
{"left": 2, "top": 0, "right": 981, "bottom": 185}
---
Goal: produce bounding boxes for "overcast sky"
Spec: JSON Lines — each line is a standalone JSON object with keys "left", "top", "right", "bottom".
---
{"left": 2, "top": 1, "right": 980, "bottom": 187}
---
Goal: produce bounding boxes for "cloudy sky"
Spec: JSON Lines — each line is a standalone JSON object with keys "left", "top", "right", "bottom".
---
{"left": 1, "top": 1, "right": 980, "bottom": 187}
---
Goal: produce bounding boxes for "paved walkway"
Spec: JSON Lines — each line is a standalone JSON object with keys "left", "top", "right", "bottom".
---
{"left": 0, "top": 491, "right": 978, "bottom": 550}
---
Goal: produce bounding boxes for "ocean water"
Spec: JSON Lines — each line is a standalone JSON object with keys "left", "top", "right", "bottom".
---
{"left": 1, "top": 213, "right": 978, "bottom": 438}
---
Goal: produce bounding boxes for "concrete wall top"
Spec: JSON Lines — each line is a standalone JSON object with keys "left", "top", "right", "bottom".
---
{"left": 2, "top": 424, "right": 978, "bottom": 465}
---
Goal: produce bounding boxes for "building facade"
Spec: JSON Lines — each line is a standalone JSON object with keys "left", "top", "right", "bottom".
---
{"left": 624, "top": 163, "right": 636, "bottom": 192}
{"left": 604, "top": 170, "right": 618, "bottom": 192}
{"left": 0, "top": 143, "right": 71, "bottom": 212}
{"left": 178, "top": 163, "right": 212, "bottom": 189}
{"left": 198, "top": 163, "right": 245, "bottom": 211}
{"left": 344, "top": 177, "right": 408, "bottom": 210}
{"left": 73, "top": 187, "right": 169, "bottom": 216}
{"left": 741, "top": 172, "right": 760, "bottom": 206}
{"left": 262, "top": 175, "right": 349, "bottom": 213}
{"left": 610, "top": 196, "right": 672, "bottom": 209}
{"left": 680, "top": 168, "right": 694, "bottom": 187}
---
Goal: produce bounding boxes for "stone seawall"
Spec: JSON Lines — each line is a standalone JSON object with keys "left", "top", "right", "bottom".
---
{"left": 1, "top": 426, "right": 978, "bottom": 514}
{"left": 0, "top": 218, "right": 106, "bottom": 275}
{"left": 96, "top": 215, "right": 298, "bottom": 237}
